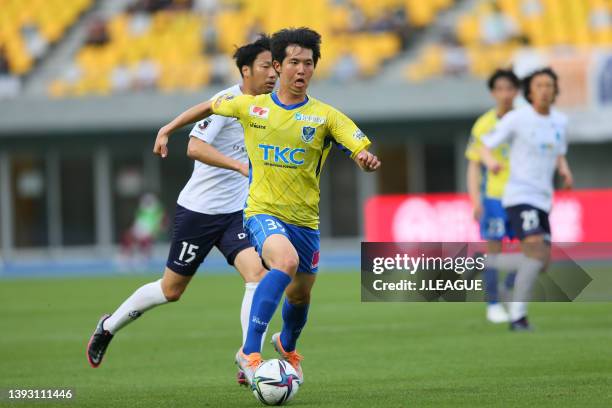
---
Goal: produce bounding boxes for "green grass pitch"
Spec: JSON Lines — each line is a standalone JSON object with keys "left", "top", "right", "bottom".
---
{"left": 1, "top": 271, "right": 611, "bottom": 407}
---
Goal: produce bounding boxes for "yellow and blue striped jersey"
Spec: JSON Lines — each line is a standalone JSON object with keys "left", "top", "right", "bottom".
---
{"left": 465, "top": 108, "right": 510, "bottom": 199}
{"left": 212, "top": 92, "right": 371, "bottom": 229}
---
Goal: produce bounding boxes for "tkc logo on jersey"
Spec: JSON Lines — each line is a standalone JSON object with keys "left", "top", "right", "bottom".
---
{"left": 258, "top": 144, "right": 305, "bottom": 165}
{"left": 249, "top": 105, "right": 269, "bottom": 119}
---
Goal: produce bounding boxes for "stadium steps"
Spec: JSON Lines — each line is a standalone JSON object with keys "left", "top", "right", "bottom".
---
{"left": 23, "top": 0, "right": 133, "bottom": 97}
{"left": 376, "top": 0, "right": 477, "bottom": 84}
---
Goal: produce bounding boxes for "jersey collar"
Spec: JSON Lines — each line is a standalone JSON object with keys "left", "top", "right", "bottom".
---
{"left": 271, "top": 92, "right": 309, "bottom": 110}
{"left": 235, "top": 83, "right": 244, "bottom": 96}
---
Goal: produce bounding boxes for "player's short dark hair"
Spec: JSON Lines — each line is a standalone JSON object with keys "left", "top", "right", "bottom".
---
{"left": 522, "top": 67, "right": 560, "bottom": 103}
{"left": 270, "top": 27, "right": 321, "bottom": 67}
{"left": 233, "top": 34, "right": 271, "bottom": 78}
{"left": 487, "top": 69, "right": 520, "bottom": 90}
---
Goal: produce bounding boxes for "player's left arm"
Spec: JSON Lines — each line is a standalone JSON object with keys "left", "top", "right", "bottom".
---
{"left": 328, "top": 109, "right": 380, "bottom": 172}
{"left": 555, "top": 118, "right": 572, "bottom": 189}
{"left": 556, "top": 155, "right": 573, "bottom": 190}
{"left": 353, "top": 149, "right": 381, "bottom": 172}
{"left": 187, "top": 138, "right": 249, "bottom": 177}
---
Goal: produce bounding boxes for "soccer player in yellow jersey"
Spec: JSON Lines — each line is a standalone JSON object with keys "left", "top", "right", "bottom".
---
{"left": 465, "top": 69, "right": 519, "bottom": 323}
{"left": 153, "top": 28, "right": 380, "bottom": 385}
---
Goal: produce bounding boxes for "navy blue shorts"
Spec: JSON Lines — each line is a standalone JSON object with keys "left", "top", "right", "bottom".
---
{"left": 166, "top": 205, "right": 252, "bottom": 276}
{"left": 506, "top": 204, "right": 551, "bottom": 242}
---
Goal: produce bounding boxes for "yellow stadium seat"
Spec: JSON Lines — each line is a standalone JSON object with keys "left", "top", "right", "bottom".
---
{"left": 457, "top": 15, "right": 480, "bottom": 45}
{"left": 329, "top": 6, "right": 350, "bottom": 32}
{"left": 2, "top": 0, "right": 93, "bottom": 77}
{"left": 406, "top": 0, "right": 436, "bottom": 27}
{"left": 215, "top": 10, "right": 248, "bottom": 54}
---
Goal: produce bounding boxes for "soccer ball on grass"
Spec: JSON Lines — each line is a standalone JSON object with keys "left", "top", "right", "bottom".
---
{"left": 252, "top": 359, "right": 300, "bottom": 405}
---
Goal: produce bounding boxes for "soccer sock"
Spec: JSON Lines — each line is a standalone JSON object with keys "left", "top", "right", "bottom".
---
{"left": 280, "top": 299, "right": 309, "bottom": 352}
{"left": 241, "top": 282, "right": 267, "bottom": 350}
{"left": 483, "top": 267, "right": 500, "bottom": 304}
{"left": 486, "top": 253, "right": 523, "bottom": 272}
{"left": 243, "top": 269, "right": 292, "bottom": 354}
{"left": 505, "top": 271, "right": 516, "bottom": 289}
{"left": 509, "top": 257, "right": 543, "bottom": 321}
{"left": 103, "top": 279, "right": 168, "bottom": 334}
{"left": 498, "top": 271, "right": 517, "bottom": 303}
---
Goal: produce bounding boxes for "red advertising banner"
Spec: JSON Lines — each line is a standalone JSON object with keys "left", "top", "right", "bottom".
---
{"left": 365, "top": 189, "right": 612, "bottom": 243}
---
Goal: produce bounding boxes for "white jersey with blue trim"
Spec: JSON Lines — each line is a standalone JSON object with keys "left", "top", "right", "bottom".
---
{"left": 483, "top": 104, "right": 568, "bottom": 212}
{"left": 176, "top": 84, "right": 249, "bottom": 215}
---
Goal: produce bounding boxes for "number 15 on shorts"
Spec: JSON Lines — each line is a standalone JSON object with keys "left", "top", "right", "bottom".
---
{"left": 178, "top": 241, "right": 199, "bottom": 263}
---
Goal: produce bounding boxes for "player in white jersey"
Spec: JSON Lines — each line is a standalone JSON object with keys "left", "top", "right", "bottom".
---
{"left": 87, "top": 35, "right": 278, "bottom": 368}
{"left": 465, "top": 69, "right": 519, "bottom": 324}
{"left": 480, "top": 67, "right": 573, "bottom": 330}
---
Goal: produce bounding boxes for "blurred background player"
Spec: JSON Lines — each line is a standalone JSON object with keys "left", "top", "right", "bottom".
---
{"left": 152, "top": 27, "right": 381, "bottom": 385}
{"left": 87, "top": 35, "right": 277, "bottom": 368}
{"left": 119, "top": 192, "right": 166, "bottom": 267}
{"left": 480, "top": 67, "right": 573, "bottom": 331}
{"left": 465, "top": 69, "right": 519, "bottom": 323}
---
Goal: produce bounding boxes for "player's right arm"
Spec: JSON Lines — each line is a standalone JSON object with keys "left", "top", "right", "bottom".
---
{"left": 465, "top": 121, "right": 484, "bottom": 220}
{"left": 466, "top": 161, "right": 483, "bottom": 221}
{"left": 154, "top": 100, "right": 214, "bottom": 158}
{"left": 153, "top": 93, "right": 247, "bottom": 158}
{"left": 480, "top": 111, "right": 517, "bottom": 174}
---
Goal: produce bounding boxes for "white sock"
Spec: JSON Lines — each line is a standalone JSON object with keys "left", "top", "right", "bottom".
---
{"left": 509, "top": 257, "right": 544, "bottom": 321}
{"left": 241, "top": 282, "right": 267, "bottom": 350}
{"left": 486, "top": 253, "right": 524, "bottom": 272}
{"left": 509, "top": 301, "right": 527, "bottom": 322}
{"left": 103, "top": 279, "right": 168, "bottom": 334}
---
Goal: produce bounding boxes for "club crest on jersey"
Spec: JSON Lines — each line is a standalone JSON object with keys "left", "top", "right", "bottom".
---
{"left": 249, "top": 105, "right": 269, "bottom": 119}
{"left": 301, "top": 126, "right": 316, "bottom": 143}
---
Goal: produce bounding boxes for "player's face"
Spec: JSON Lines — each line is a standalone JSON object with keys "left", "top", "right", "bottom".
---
{"left": 275, "top": 45, "right": 315, "bottom": 96}
{"left": 491, "top": 78, "right": 517, "bottom": 110}
{"left": 249, "top": 50, "right": 277, "bottom": 94}
{"left": 530, "top": 73, "right": 556, "bottom": 109}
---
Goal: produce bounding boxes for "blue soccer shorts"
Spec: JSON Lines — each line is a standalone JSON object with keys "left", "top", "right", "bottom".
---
{"left": 244, "top": 214, "right": 320, "bottom": 274}
{"left": 480, "top": 197, "right": 515, "bottom": 241}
